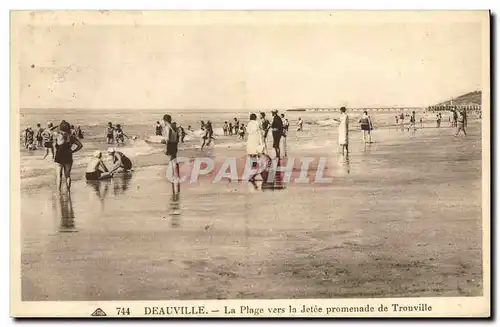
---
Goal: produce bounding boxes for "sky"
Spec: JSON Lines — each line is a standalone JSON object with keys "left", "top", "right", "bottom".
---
{"left": 16, "top": 14, "right": 486, "bottom": 110}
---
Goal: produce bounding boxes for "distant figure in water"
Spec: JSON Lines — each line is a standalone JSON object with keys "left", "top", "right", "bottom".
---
{"left": 358, "top": 110, "right": 373, "bottom": 143}
{"left": 222, "top": 121, "right": 229, "bottom": 136}
{"left": 228, "top": 122, "right": 233, "bottom": 136}
{"left": 395, "top": 115, "right": 399, "bottom": 125}
{"left": 238, "top": 124, "right": 246, "bottom": 139}
{"left": 338, "top": 107, "right": 349, "bottom": 156}
{"left": 201, "top": 121, "right": 215, "bottom": 149}
{"left": 399, "top": 112, "right": 405, "bottom": 131}
{"left": 115, "top": 124, "right": 129, "bottom": 144}
{"left": 233, "top": 118, "right": 240, "bottom": 135}
{"left": 55, "top": 120, "right": 83, "bottom": 191}
{"left": 35, "top": 123, "right": 44, "bottom": 148}
{"left": 155, "top": 121, "right": 163, "bottom": 136}
{"left": 281, "top": 114, "right": 289, "bottom": 158}
{"left": 24, "top": 126, "right": 34, "bottom": 149}
{"left": 42, "top": 122, "right": 57, "bottom": 159}
{"left": 106, "top": 122, "right": 114, "bottom": 144}
{"left": 271, "top": 110, "right": 283, "bottom": 159}
{"left": 107, "top": 147, "right": 133, "bottom": 173}
{"left": 85, "top": 150, "right": 112, "bottom": 181}
{"left": 76, "top": 125, "right": 84, "bottom": 139}
{"left": 408, "top": 111, "right": 416, "bottom": 132}
{"left": 436, "top": 113, "right": 441, "bottom": 128}
{"left": 297, "top": 117, "right": 303, "bottom": 131}
{"left": 420, "top": 117, "right": 424, "bottom": 128}
{"left": 454, "top": 110, "right": 467, "bottom": 136}
{"left": 177, "top": 124, "right": 186, "bottom": 143}
{"left": 187, "top": 125, "right": 194, "bottom": 132}
{"left": 200, "top": 120, "right": 206, "bottom": 131}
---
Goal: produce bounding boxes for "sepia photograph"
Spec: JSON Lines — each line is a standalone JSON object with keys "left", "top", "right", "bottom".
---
{"left": 10, "top": 10, "right": 490, "bottom": 317}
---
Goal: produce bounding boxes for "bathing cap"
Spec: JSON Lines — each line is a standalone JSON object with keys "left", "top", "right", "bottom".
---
{"left": 107, "top": 147, "right": 115, "bottom": 154}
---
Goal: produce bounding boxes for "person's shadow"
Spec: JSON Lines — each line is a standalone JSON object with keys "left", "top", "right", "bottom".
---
{"left": 58, "top": 192, "right": 77, "bottom": 233}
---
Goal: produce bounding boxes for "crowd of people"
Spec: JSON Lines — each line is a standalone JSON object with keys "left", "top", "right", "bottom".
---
{"left": 22, "top": 105, "right": 472, "bottom": 193}
{"left": 21, "top": 120, "right": 134, "bottom": 192}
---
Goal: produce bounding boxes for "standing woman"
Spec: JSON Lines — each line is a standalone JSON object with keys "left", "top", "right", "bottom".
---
{"left": 246, "top": 113, "right": 268, "bottom": 182}
{"left": 338, "top": 107, "right": 349, "bottom": 156}
{"left": 54, "top": 120, "right": 83, "bottom": 192}
{"left": 358, "top": 110, "right": 373, "bottom": 143}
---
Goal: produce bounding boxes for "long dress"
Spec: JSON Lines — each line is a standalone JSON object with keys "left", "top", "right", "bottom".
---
{"left": 246, "top": 120, "right": 264, "bottom": 155}
{"left": 338, "top": 113, "right": 349, "bottom": 146}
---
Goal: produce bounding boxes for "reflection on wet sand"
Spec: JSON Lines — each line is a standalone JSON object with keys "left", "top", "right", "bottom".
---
{"left": 57, "top": 193, "right": 76, "bottom": 233}
{"left": 112, "top": 173, "right": 133, "bottom": 196}
{"left": 87, "top": 180, "right": 111, "bottom": 202}
{"left": 168, "top": 192, "right": 181, "bottom": 228}
{"left": 86, "top": 174, "right": 133, "bottom": 202}
{"left": 338, "top": 155, "right": 351, "bottom": 175}
{"left": 260, "top": 159, "right": 287, "bottom": 191}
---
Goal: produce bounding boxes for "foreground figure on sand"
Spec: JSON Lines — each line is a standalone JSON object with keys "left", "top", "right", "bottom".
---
{"left": 246, "top": 113, "right": 271, "bottom": 184}
{"left": 271, "top": 110, "right": 283, "bottom": 159}
{"left": 338, "top": 107, "right": 349, "bottom": 156}
{"left": 163, "top": 114, "right": 179, "bottom": 162}
{"left": 85, "top": 151, "right": 112, "bottom": 181}
{"left": 454, "top": 110, "right": 467, "bottom": 137}
{"left": 107, "top": 148, "right": 133, "bottom": 173}
{"left": 55, "top": 120, "right": 83, "bottom": 191}
{"left": 359, "top": 110, "right": 373, "bottom": 143}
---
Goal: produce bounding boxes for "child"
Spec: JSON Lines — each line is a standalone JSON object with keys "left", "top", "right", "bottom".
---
{"left": 115, "top": 124, "right": 129, "bottom": 145}
{"left": 239, "top": 124, "right": 246, "bottom": 139}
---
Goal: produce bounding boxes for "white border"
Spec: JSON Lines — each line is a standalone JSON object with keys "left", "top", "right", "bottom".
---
{"left": 3, "top": 1, "right": 498, "bottom": 326}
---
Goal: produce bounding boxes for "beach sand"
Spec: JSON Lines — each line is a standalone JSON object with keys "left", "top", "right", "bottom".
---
{"left": 20, "top": 121, "right": 482, "bottom": 300}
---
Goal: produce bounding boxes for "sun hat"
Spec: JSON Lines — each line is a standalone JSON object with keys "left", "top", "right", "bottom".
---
{"left": 93, "top": 150, "right": 102, "bottom": 158}
{"left": 107, "top": 147, "right": 116, "bottom": 154}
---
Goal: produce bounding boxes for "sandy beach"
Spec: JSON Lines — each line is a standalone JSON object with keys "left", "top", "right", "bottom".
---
{"left": 20, "top": 119, "right": 482, "bottom": 301}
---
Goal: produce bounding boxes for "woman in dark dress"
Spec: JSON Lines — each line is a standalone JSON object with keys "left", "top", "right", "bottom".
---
{"left": 55, "top": 121, "right": 83, "bottom": 192}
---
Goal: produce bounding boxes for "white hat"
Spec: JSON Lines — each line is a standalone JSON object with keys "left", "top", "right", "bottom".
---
{"left": 93, "top": 150, "right": 102, "bottom": 158}
{"left": 107, "top": 147, "right": 115, "bottom": 154}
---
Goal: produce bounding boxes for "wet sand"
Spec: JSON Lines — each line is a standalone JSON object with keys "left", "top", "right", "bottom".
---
{"left": 21, "top": 123, "right": 482, "bottom": 300}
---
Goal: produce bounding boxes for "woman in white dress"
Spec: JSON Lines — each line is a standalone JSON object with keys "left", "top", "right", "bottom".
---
{"left": 246, "top": 113, "right": 268, "bottom": 182}
{"left": 338, "top": 106, "right": 349, "bottom": 156}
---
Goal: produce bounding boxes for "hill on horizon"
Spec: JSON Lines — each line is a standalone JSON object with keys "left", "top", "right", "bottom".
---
{"left": 433, "top": 91, "right": 482, "bottom": 107}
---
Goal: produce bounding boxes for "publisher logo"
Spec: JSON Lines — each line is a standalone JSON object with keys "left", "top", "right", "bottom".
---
{"left": 91, "top": 308, "right": 107, "bottom": 317}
